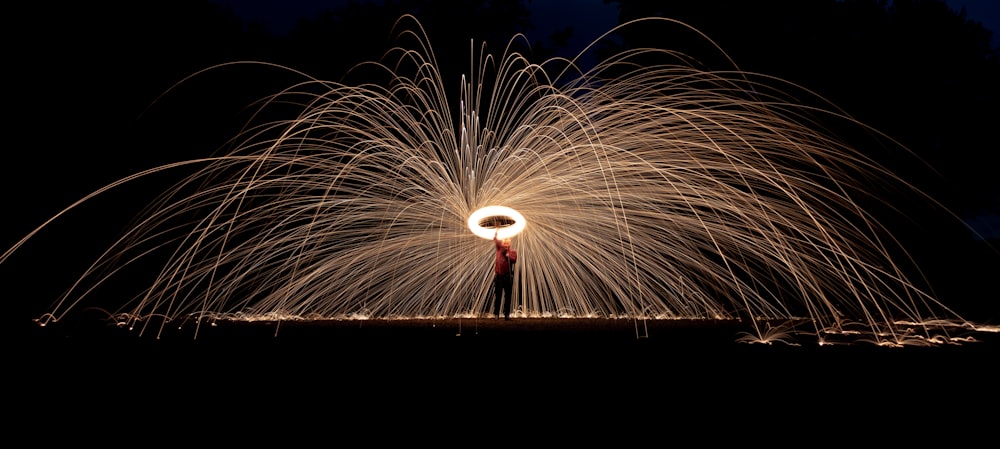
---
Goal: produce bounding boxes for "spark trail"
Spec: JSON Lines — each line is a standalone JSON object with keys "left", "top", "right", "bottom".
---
{"left": 5, "top": 16, "right": 989, "bottom": 345}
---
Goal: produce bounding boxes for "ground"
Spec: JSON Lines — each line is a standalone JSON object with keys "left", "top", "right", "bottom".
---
{"left": 12, "top": 316, "right": 998, "bottom": 441}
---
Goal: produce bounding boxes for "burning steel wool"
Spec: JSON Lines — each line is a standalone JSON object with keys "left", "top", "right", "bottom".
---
{"left": 6, "top": 16, "right": 993, "bottom": 345}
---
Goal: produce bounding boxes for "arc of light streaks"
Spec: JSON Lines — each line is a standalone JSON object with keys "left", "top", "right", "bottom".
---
{"left": 7, "top": 15, "right": 987, "bottom": 345}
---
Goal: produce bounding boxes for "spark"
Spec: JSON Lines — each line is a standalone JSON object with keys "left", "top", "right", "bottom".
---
{"left": 4, "top": 16, "right": 985, "bottom": 344}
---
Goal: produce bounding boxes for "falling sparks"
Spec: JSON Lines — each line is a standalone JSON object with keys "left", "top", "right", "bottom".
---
{"left": 4, "top": 16, "right": 989, "bottom": 345}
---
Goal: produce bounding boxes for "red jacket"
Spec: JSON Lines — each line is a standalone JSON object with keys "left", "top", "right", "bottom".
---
{"left": 494, "top": 236, "right": 518, "bottom": 275}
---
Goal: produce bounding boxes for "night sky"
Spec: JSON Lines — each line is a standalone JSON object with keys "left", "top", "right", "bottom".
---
{"left": 210, "top": 1, "right": 1000, "bottom": 233}
{"left": 7, "top": 1, "right": 999, "bottom": 438}
{"left": 10, "top": 0, "right": 996, "bottom": 314}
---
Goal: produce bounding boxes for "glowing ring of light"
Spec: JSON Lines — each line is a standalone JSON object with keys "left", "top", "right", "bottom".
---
{"left": 468, "top": 206, "right": 526, "bottom": 240}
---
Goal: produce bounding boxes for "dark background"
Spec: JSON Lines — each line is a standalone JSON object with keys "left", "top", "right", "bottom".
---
{"left": 7, "top": 0, "right": 998, "bottom": 325}
{"left": 5, "top": 0, "right": 999, "bottom": 438}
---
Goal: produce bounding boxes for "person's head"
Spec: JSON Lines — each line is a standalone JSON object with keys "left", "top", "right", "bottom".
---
{"left": 502, "top": 238, "right": 511, "bottom": 249}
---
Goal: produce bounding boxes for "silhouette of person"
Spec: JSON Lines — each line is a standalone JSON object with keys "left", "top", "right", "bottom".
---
{"left": 492, "top": 229, "right": 518, "bottom": 319}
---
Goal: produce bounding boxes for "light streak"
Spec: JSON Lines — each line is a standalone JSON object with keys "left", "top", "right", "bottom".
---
{"left": 2, "top": 16, "right": 988, "bottom": 344}
{"left": 467, "top": 206, "right": 526, "bottom": 240}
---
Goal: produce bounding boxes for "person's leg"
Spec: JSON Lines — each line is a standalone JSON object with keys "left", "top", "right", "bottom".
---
{"left": 502, "top": 279, "right": 512, "bottom": 319}
{"left": 492, "top": 277, "right": 502, "bottom": 317}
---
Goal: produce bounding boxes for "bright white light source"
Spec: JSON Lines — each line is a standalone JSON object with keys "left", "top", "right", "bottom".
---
{"left": 467, "top": 206, "right": 526, "bottom": 240}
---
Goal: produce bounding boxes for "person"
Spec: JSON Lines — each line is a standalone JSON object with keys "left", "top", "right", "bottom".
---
{"left": 492, "top": 229, "right": 518, "bottom": 320}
